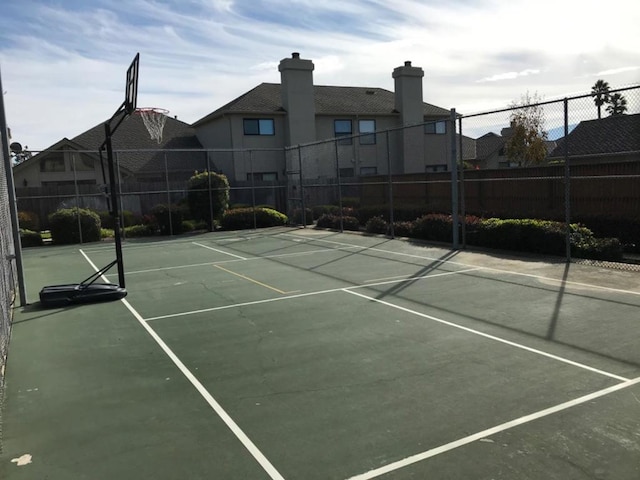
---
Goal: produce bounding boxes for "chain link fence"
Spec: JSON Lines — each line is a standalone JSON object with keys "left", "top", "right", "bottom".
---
{"left": 12, "top": 86, "right": 640, "bottom": 267}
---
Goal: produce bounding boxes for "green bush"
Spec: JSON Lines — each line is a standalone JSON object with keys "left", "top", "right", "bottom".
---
{"left": 151, "top": 204, "right": 188, "bottom": 235}
{"left": 291, "top": 208, "right": 314, "bottom": 225}
{"left": 187, "top": 171, "right": 230, "bottom": 229}
{"left": 19, "top": 229, "right": 43, "bottom": 247}
{"left": 315, "top": 214, "right": 360, "bottom": 231}
{"left": 48, "top": 208, "right": 101, "bottom": 244}
{"left": 101, "top": 228, "right": 114, "bottom": 239}
{"left": 357, "top": 204, "right": 426, "bottom": 224}
{"left": 98, "top": 210, "right": 137, "bottom": 229}
{"left": 392, "top": 221, "right": 414, "bottom": 237}
{"left": 181, "top": 220, "right": 196, "bottom": 233}
{"left": 311, "top": 205, "right": 341, "bottom": 219}
{"left": 18, "top": 211, "right": 40, "bottom": 231}
{"left": 124, "top": 224, "right": 156, "bottom": 237}
{"left": 573, "top": 236, "right": 623, "bottom": 261}
{"left": 365, "top": 216, "right": 388, "bottom": 234}
{"left": 412, "top": 214, "right": 453, "bottom": 242}
{"left": 220, "top": 207, "right": 288, "bottom": 230}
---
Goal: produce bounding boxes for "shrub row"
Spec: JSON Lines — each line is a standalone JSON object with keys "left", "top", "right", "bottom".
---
{"left": 336, "top": 213, "right": 624, "bottom": 261}
{"left": 221, "top": 207, "right": 288, "bottom": 230}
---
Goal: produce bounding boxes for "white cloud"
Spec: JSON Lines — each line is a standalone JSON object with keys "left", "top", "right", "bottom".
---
{"left": 595, "top": 66, "right": 640, "bottom": 76}
{"left": 1, "top": 0, "right": 639, "bottom": 150}
{"left": 478, "top": 69, "right": 541, "bottom": 83}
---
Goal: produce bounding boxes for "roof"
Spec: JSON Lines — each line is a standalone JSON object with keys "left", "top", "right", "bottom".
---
{"left": 72, "top": 114, "right": 203, "bottom": 174}
{"left": 549, "top": 113, "right": 640, "bottom": 157}
{"left": 193, "top": 82, "right": 451, "bottom": 126}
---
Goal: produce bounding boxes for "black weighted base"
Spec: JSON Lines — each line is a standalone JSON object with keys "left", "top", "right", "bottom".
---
{"left": 39, "top": 283, "right": 127, "bottom": 308}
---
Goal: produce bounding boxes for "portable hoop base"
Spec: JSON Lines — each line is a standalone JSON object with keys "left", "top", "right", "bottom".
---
{"left": 39, "top": 283, "right": 127, "bottom": 308}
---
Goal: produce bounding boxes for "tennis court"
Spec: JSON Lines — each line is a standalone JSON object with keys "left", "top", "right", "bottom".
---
{"left": 2, "top": 227, "right": 640, "bottom": 479}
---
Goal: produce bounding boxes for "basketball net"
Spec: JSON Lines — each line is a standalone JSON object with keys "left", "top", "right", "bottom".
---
{"left": 136, "top": 108, "right": 169, "bottom": 144}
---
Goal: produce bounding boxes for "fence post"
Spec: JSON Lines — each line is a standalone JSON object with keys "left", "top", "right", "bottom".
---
{"left": 249, "top": 150, "right": 257, "bottom": 230}
{"left": 386, "top": 131, "right": 395, "bottom": 238}
{"left": 563, "top": 98, "right": 571, "bottom": 261}
{"left": 0, "top": 68, "right": 27, "bottom": 305}
{"left": 116, "top": 151, "right": 126, "bottom": 240}
{"left": 298, "top": 145, "right": 306, "bottom": 227}
{"left": 334, "top": 138, "right": 344, "bottom": 232}
{"left": 450, "top": 109, "right": 459, "bottom": 249}
{"left": 164, "top": 152, "right": 173, "bottom": 235}
{"left": 458, "top": 116, "right": 466, "bottom": 248}
{"left": 71, "top": 154, "right": 83, "bottom": 244}
{"left": 206, "top": 151, "right": 214, "bottom": 231}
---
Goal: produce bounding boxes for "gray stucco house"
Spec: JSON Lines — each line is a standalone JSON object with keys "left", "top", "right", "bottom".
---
{"left": 193, "top": 53, "right": 453, "bottom": 181}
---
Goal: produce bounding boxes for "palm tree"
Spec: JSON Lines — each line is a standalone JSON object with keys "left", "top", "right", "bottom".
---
{"left": 605, "top": 93, "right": 628, "bottom": 116}
{"left": 591, "top": 79, "right": 610, "bottom": 119}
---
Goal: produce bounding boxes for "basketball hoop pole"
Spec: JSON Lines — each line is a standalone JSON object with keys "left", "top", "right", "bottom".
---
{"left": 98, "top": 52, "right": 140, "bottom": 289}
{"left": 39, "top": 53, "right": 139, "bottom": 307}
{"left": 103, "top": 119, "right": 126, "bottom": 288}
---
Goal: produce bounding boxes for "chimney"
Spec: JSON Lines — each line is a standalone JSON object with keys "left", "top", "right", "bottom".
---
{"left": 392, "top": 61, "right": 426, "bottom": 174}
{"left": 392, "top": 60, "right": 424, "bottom": 126}
{"left": 278, "top": 52, "right": 316, "bottom": 146}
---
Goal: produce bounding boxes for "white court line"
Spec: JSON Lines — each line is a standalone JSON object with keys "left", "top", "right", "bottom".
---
{"left": 143, "top": 268, "right": 480, "bottom": 322}
{"left": 192, "top": 241, "right": 247, "bottom": 260}
{"left": 345, "top": 376, "right": 640, "bottom": 480}
{"left": 344, "top": 289, "right": 629, "bottom": 382}
{"left": 78, "top": 249, "right": 286, "bottom": 480}
{"left": 279, "top": 233, "right": 640, "bottom": 297}
{"left": 124, "top": 245, "right": 362, "bottom": 275}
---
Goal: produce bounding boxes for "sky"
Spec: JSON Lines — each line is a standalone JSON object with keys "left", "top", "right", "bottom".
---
{"left": 1, "top": 0, "right": 639, "bottom": 151}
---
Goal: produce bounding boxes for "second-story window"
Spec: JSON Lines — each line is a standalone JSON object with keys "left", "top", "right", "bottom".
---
{"left": 244, "top": 118, "right": 275, "bottom": 135}
{"left": 359, "top": 120, "right": 376, "bottom": 145}
{"left": 334, "top": 119, "right": 353, "bottom": 145}
{"left": 425, "top": 120, "right": 447, "bottom": 135}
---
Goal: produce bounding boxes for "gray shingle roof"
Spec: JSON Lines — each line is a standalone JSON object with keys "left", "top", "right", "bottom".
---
{"left": 193, "top": 82, "right": 450, "bottom": 126}
{"left": 549, "top": 113, "right": 640, "bottom": 157}
{"left": 72, "top": 114, "right": 203, "bottom": 175}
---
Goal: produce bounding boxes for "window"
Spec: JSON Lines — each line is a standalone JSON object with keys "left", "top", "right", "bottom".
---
{"left": 339, "top": 167, "right": 354, "bottom": 177}
{"left": 243, "top": 118, "right": 275, "bottom": 135}
{"left": 425, "top": 121, "right": 447, "bottom": 135}
{"left": 360, "top": 166, "right": 378, "bottom": 176}
{"left": 40, "top": 153, "right": 65, "bottom": 172}
{"left": 359, "top": 120, "right": 376, "bottom": 145}
{"left": 247, "top": 172, "right": 278, "bottom": 181}
{"left": 73, "top": 153, "right": 95, "bottom": 171}
{"left": 334, "top": 120, "right": 352, "bottom": 145}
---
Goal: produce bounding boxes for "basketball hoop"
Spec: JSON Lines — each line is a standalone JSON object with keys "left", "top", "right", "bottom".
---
{"left": 135, "top": 107, "right": 169, "bottom": 144}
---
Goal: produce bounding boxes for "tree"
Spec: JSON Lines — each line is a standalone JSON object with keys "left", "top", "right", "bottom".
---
{"left": 591, "top": 79, "right": 610, "bottom": 119}
{"left": 504, "top": 92, "right": 549, "bottom": 167}
{"left": 186, "top": 170, "right": 229, "bottom": 230}
{"left": 605, "top": 92, "right": 628, "bottom": 116}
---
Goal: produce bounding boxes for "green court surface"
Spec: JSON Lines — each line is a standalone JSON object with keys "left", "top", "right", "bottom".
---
{"left": 2, "top": 227, "right": 639, "bottom": 479}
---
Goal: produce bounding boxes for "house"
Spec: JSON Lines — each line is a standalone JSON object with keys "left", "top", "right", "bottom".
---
{"left": 548, "top": 113, "right": 640, "bottom": 163}
{"left": 12, "top": 114, "right": 203, "bottom": 188}
{"left": 192, "top": 53, "right": 453, "bottom": 181}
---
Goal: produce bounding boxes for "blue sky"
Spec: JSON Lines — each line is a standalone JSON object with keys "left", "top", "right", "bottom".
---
{"left": 1, "top": 0, "right": 639, "bottom": 150}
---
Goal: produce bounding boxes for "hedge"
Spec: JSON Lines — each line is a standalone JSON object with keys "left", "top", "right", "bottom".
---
{"left": 20, "top": 229, "right": 43, "bottom": 247}
{"left": 48, "top": 208, "right": 101, "bottom": 244}
{"left": 221, "top": 207, "right": 288, "bottom": 230}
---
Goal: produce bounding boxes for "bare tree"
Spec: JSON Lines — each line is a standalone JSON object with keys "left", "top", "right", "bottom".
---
{"left": 505, "top": 92, "right": 548, "bottom": 167}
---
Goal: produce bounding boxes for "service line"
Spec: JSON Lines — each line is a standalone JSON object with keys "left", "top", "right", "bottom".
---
{"left": 345, "top": 376, "right": 640, "bottom": 480}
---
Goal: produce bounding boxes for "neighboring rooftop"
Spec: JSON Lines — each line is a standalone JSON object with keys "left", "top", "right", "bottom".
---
{"left": 550, "top": 113, "right": 640, "bottom": 157}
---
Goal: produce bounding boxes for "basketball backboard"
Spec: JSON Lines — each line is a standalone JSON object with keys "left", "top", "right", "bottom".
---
{"left": 124, "top": 53, "right": 140, "bottom": 114}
